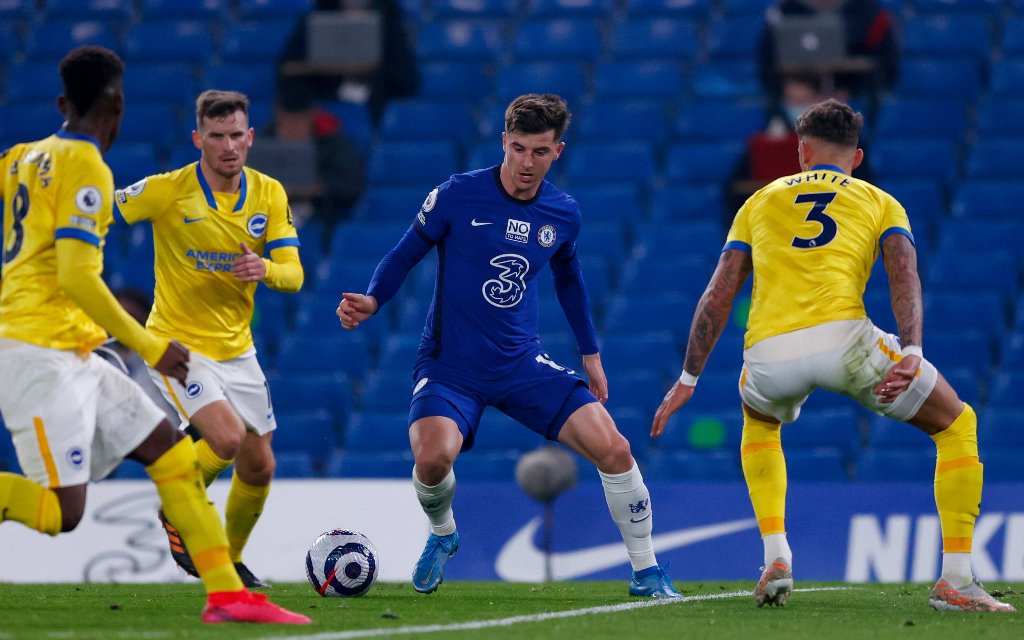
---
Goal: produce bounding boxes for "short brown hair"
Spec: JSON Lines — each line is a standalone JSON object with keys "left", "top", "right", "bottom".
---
{"left": 59, "top": 45, "right": 124, "bottom": 117}
{"left": 504, "top": 94, "right": 571, "bottom": 141}
{"left": 195, "top": 89, "right": 250, "bottom": 129}
{"left": 795, "top": 98, "right": 863, "bottom": 148}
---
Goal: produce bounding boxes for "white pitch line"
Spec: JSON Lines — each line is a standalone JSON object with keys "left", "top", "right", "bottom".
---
{"left": 280, "top": 587, "right": 852, "bottom": 640}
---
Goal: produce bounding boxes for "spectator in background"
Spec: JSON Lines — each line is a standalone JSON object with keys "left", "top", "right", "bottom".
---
{"left": 268, "top": 83, "right": 366, "bottom": 245}
{"left": 758, "top": 0, "right": 899, "bottom": 106}
{"left": 278, "top": 0, "right": 419, "bottom": 126}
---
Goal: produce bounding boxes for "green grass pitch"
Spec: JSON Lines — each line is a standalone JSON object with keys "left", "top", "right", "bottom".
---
{"left": 0, "top": 581, "right": 1021, "bottom": 640}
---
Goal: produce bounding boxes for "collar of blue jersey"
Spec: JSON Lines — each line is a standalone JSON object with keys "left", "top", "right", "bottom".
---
{"left": 56, "top": 127, "right": 101, "bottom": 151}
{"left": 195, "top": 162, "right": 248, "bottom": 212}
{"left": 810, "top": 163, "right": 846, "bottom": 174}
{"left": 491, "top": 165, "right": 543, "bottom": 206}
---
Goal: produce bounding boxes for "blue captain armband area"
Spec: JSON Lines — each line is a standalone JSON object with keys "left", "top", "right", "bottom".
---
{"left": 722, "top": 240, "right": 751, "bottom": 252}
{"left": 265, "top": 237, "right": 301, "bottom": 252}
{"left": 54, "top": 227, "right": 100, "bottom": 247}
{"left": 879, "top": 227, "right": 915, "bottom": 249}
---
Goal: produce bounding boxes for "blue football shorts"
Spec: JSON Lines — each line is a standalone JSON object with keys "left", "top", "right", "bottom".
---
{"left": 408, "top": 350, "right": 596, "bottom": 451}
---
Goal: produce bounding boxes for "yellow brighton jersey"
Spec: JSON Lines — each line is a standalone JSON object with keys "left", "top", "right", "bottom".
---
{"left": 0, "top": 131, "right": 113, "bottom": 350}
{"left": 725, "top": 163, "right": 913, "bottom": 349}
{"left": 114, "top": 163, "right": 299, "bottom": 360}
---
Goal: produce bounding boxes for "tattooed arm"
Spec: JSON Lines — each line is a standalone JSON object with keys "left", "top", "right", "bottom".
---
{"left": 874, "top": 233, "right": 924, "bottom": 403}
{"left": 651, "top": 249, "right": 753, "bottom": 436}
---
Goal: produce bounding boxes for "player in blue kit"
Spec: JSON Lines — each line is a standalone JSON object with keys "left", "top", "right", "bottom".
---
{"left": 337, "top": 94, "right": 680, "bottom": 597}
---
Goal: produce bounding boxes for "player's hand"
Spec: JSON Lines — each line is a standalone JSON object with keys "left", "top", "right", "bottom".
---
{"left": 337, "top": 292, "right": 378, "bottom": 330}
{"left": 232, "top": 242, "right": 266, "bottom": 283}
{"left": 874, "top": 354, "right": 921, "bottom": 403}
{"left": 154, "top": 340, "right": 189, "bottom": 386}
{"left": 582, "top": 353, "right": 608, "bottom": 404}
{"left": 651, "top": 381, "right": 696, "bottom": 438}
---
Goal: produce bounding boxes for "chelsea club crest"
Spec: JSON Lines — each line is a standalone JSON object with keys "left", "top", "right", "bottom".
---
{"left": 537, "top": 225, "right": 556, "bottom": 248}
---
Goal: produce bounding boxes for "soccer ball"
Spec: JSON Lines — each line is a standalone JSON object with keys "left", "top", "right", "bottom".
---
{"left": 305, "top": 529, "right": 379, "bottom": 597}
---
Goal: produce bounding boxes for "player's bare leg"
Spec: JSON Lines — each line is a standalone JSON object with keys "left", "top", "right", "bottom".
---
{"left": 409, "top": 417, "right": 462, "bottom": 594}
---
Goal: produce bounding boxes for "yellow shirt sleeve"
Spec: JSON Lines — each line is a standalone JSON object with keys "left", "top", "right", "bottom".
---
{"left": 114, "top": 174, "right": 171, "bottom": 224}
{"left": 260, "top": 179, "right": 303, "bottom": 293}
{"left": 725, "top": 195, "right": 755, "bottom": 249}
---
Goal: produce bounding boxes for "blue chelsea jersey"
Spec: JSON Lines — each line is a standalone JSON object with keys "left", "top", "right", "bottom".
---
{"left": 415, "top": 166, "right": 583, "bottom": 377}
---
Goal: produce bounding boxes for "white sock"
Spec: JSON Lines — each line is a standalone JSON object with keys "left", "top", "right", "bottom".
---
{"left": 941, "top": 552, "right": 972, "bottom": 587}
{"left": 599, "top": 461, "right": 657, "bottom": 572}
{"left": 412, "top": 467, "right": 457, "bottom": 536}
{"left": 763, "top": 533, "right": 792, "bottom": 569}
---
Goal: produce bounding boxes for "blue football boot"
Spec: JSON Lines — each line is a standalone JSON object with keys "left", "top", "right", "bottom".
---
{"left": 412, "top": 530, "right": 459, "bottom": 594}
{"left": 629, "top": 565, "right": 682, "bottom": 598}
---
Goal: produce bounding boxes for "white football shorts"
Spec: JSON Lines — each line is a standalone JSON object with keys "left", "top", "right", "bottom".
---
{"left": 148, "top": 347, "right": 277, "bottom": 436}
{"left": 0, "top": 337, "right": 168, "bottom": 487}
{"left": 740, "top": 318, "right": 938, "bottom": 424}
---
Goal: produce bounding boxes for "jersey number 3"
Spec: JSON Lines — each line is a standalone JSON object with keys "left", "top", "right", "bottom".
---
{"left": 2, "top": 183, "right": 30, "bottom": 264}
{"left": 791, "top": 192, "right": 837, "bottom": 249}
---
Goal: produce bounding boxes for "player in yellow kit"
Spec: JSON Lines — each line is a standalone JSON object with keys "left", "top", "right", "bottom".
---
{"left": 0, "top": 46, "right": 308, "bottom": 624}
{"left": 114, "top": 90, "right": 303, "bottom": 588}
{"left": 651, "top": 99, "right": 1014, "bottom": 613}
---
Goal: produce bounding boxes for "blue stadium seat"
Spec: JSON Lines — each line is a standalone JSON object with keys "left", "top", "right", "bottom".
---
{"left": 525, "top": 0, "right": 615, "bottom": 17}
{"left": 593, "top": 61, "right": 685, "bottom": 100}
{"left": 573, "top": 221, "right": 630, "bottom": 266}
{"left": 326, "top": 450, "right": 414, "bottom": 478}
{"left": 664, "top": 140, "right": 746, "bottom": 184}
{"left": 117, "top": 104, "right": 181, "bottom": 151}
{"left": 649, "top": 184, "right": 725, "bottom": 223}
{"left": 683, "top": 370, "right": 742, "bottom": 412}
{"left": 599, "top": 331, "right": 678, "bottom": 380}
{"left": 563, "top": 142, "right": 654, "bottom": 188}
{"left": 921, "top": 330, "right": 993, "bottom": 377}
{"left": 494, "top": 61, "right": 588, "bottom": 105}
{"left": 0, "top": 0, "right": 33, "bottom": 19}
{"left": 513, "top": 18, "right": 602, "bottom": 61}
{"left": 567, "top": 183, "right": 641, "bottom": 226}
{"left": 273, "top": 409, "right": 337, "bottom": 457}
{"left": 379, "top": 100, "right": 474, "bottom": 145}
{"left": 978, "top": 407, "right": 1024, "bottom": 449}
{"left": 643, "top": 449, "right": 742, "bottom": 481}
{"left": 0, "top": 103, "right": 63, "bottom": 144}
{"left": 894, "top": 57, "right": 981, "bottom": 98}
{"left": 431, "top": 0, "right": 514, "bottom": 18}
{"left": 274, "top": 451, "right": 318, "bottom": 478}
{"left": 105, "top": 143, "right": 161, "bottom": 187}
{"left": 315, "top": 255, "right": 380, "bottom": 295}
{"left": 608, "top": 17, "right": 699, "bottom": 61}
{"left": 203, "top": 63, "right": 277, "bottom": 102}
{"left": 938, "top": 220, "right": 1024, "bottom": 257}
{"left": 982, "top": 449, "right": 1024, "bottom": 482}
{"left": 237, "top": 0, "right": 311, "bottom": 19}
{"left": 876, "top": 97, "right": 967, "bottom": 139}
{"left": 276, "top": 332, "right": 372, "bottom": 377}
{"left": 418, "top": 61, "right": 492, "bottom": 100}
{"left": 5, "top": 63, "right": 63, "bottom": 103}
{"left": 915, "top": 0, "right": 1002, "bottom": 14}
{"left": 221, "top": 20, "right": 292, "bottom": 60}
{"left": 856, "top": 449, "right": 936, "bottom": 481}
{"left": 785, "top": 449, "right": 849, "bottom": 482}
{"left": 867, "top": 415, "right": 937, "bottom": 450}
{"left": 416, "top": 19, "right": 505, "bottom": 62}
{"left": 720, "top": 0, "right": 774, "bottom": 14}
{"left": 367, "top": 141, "right": 459, "bottom": 187}
{"left": 942, "top": 368, "right": 982, "bottom": 407}
{"left": 453, "top": 451, "right": 521, "bottom": 479}
{"left": 355, "top": 186, "right": 431, "bottom": 224}
{"left": 990, "top": 58, "right": 1024, "bottom": 96}
{"left": 574, "top": 102, "right": 670, "bottom": 145}
{"left": 674, "top": 99, "right": 765, "bottom": 143}
{"left": 123, "top": 20, "right": 215, "bottom": 63}
{"left": 785, "top": 407, "right": 863, "bottom": 453}
{"left": 110, "top": 461, "right": 151, "bottom": 479}
{"left": 965, "top": 139, "right": 1024, "bottom": 179}
{"left": 704, "top": 14, "right": 763, "bottom": 61}
{"left": 294, "top": 289, "right": 389, "bottom": 344}
{"left": 601, "top": 368, "right": 672, "bottom": 416}
{"left": 267, "top": 371, "right": 351, "bottom": 421}
{"left": 632, "top": 221, "right": 725, "bottom": 263}
{"left": 45, "top": 0, "right": 132, "bottom": 20}
{"left": 361, "top": 370, "right": 416, "bottom": 411}
{"left": 871, "top": 138, "right": 959, "bottom": 185}
{"left": 343, "top": 410, "right": 410, "bottom": 451}
{"left": 691, "top": 61, "right": 759, "bottom": 98}
{"left": 328, "top": 221, "right": 408, "bottom": 262}
{"left": 875, "top": 178, "right": 945, "bottom": 236}
{"left": 624, "top": 0, "right": 710, "bottom": 17}
{"left": 124, "top": 63, "right": 198, "bottom": 103}
{"left": 988, "top": 370, "right": 1024, "bottom": 408}
{"left": 604, "top": 293, "right": 692, "bottom": 333}
{"left": 396, "top": 295, "right": 433, "bottom": 333}
{"left": 925, "top": 291, "right": 1006, "bottom": 333}
{"left": 141, "top": 0, "right": 228, "bottom": 19}
{"left": 1003, "top": 18, "right": 1024, "bottom": 56}
{"left": 24, "top": 21, "right": 120, "bottom": 61}
{"left": 901, "top": 14, "right": 992, "bottom": 60}
{"left": 0, "top": 22, "right": 20, "bottom": 59}
{"left": 975, "top": 97, "right": 1024, "bottom": 137}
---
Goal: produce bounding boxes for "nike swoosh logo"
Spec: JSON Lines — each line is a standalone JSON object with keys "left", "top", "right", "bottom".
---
{"left": 629, "top": 513, "right": 652, "bottom": 524}
{"left": 495, "top": 517, "right": 757, "bottom": 581}
{"left": 183, "top": 216, "right": 206, "bottom": 224}
{"left": 471, "top": 219, "right": 493, "bottom": 226}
